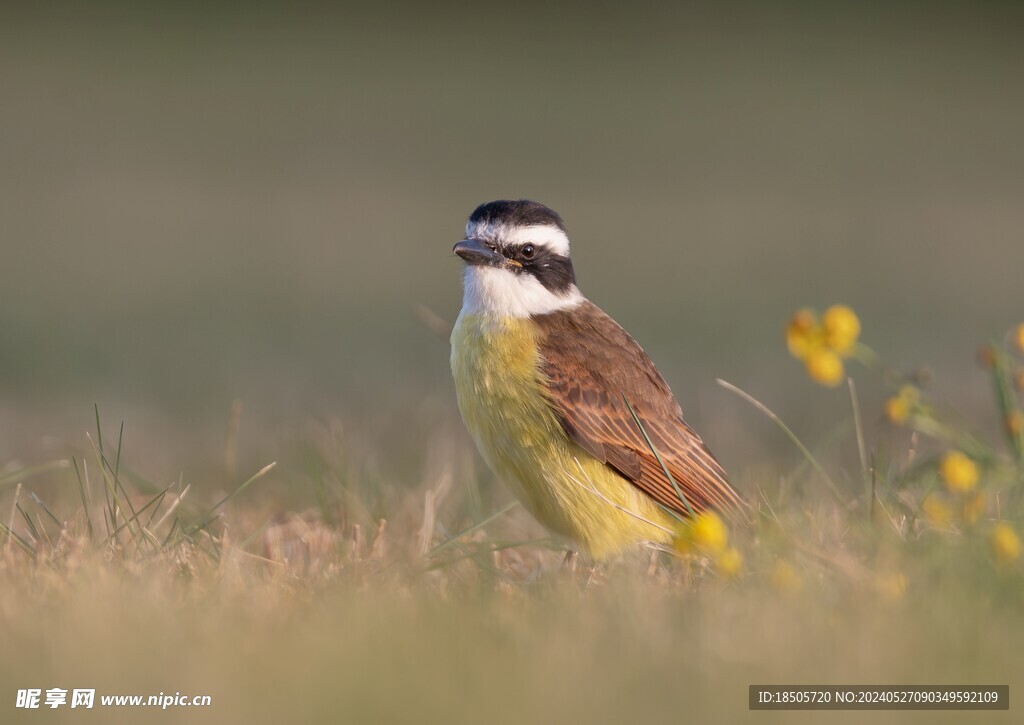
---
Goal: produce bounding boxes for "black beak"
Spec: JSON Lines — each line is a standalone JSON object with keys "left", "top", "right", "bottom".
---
{"left": 453, "top": 238, "right": 506, "bottom": 267}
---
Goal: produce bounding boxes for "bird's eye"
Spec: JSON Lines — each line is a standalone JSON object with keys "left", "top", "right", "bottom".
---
{"left": 521, "top": 244, "right": 536, "bottom": 260}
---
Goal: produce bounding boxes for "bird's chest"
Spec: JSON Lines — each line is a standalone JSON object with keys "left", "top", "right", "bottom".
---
{"left": 450, "top": 313, "right": 558, "bottom": 456}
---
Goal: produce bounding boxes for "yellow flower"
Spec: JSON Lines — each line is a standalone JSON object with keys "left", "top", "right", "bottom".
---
{"left": 689, "top": 511, "right": 728, "bottom": 554}
{"left": 1014, "top": 323, "right": 1024, "bottom": 355}
{"left": 875, "top": 571, "right": 908, "bottom": 601}
{"left": 786, "top": 308, "right": 820, "bottom": 360}
{"left": 961, "top": 491, "right": 985, "bottom": 525}
{"left": 805, "top": 348, "right": 845, "bottom": 387}
{"left": 1006, "top": 410, "right": 1024, "bottom": 437}
{"left": 990, "top": 522, "right": 1020, "bottom": 564}
{"left": 716, "top": 547, "right": 743, "bottom": 578}
{"left": 771, "top": 560, "right": 802, "bottom": 593}
{"left": 786, "top": 305, "right": 863, "bottom": 385}
{"left": 940, "top": 451, "right": 979, "bottom": 493}
{"left": 822, "top": 305, "right": 861, "bottom": 354}
{"left": 921, "top": 495, "right": 952, "bottom": 526}
{"left": 884, "top": 385, "right": 919, "bottom": 425}
{"left": 885, "top": 396, "right": 909, "bottom": 424}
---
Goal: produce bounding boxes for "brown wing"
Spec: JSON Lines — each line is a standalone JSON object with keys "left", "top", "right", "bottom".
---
{"left": 534, "top": 301, "right": 745, "bottom": 519}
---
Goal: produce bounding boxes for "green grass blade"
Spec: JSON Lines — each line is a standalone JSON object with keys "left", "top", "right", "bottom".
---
{"left": 718, "top": 378, "right": 845, "bottom": 505}
{"left": 426, "top": 537, "right": 552, "bottom": 572}
{"left": 142, "top": 491, "right": 168, "bottom": 530}
{"left": 94, "top": 403, "right": 104, "bottom": 458}
{"left": 622, "top": 394, "right": 696, "bottom": 518}
{"left": 100, "top": 484, "right": 173, "bottom": 547}
{"left": 115, "top": 420, "right": 124, "bottom": 478}
{"left": 29, "top": 492, "right": 62, "bottom": 528}
{"left": 87, "top": 432, "right": 139, "bottom": 549}
{"left": 848, "top": 377, "right": 871, "bottom": 512}
{"left": 989, "top": 342, "right": 1023, "bottom": 463}
{"left": 185, "top": 463, "right": 276, "bottom": 535}
{"left": 72, "top": 457, "right": 95, "bottom": 541}
{"left": 0, "top": 460, "right": 70, "bottom": 489}
{"left": 0, "top": 521, "right": 33, "bottom": 555}
{"left": 17, "top": 503, "right": 39, "bottom": 542}
{"left": 427, "top": 500, "right": 519, "bottom": 558}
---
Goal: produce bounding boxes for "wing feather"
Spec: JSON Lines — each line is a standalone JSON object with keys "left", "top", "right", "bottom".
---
{"left": 534, "top": 301, "right": 745, "bottom": 519}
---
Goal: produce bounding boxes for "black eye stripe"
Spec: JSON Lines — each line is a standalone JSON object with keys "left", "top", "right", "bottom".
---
{"left": 500, "top": 244, "right": 575, "bottom": 293}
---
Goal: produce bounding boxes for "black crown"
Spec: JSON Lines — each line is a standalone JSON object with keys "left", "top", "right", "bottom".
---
{"left": 468, "top": 200, "right": 567, "bottom": 233}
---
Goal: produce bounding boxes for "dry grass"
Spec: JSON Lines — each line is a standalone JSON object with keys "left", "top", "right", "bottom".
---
{"left": 2, "top": 376, "right": 1022, "bottom": 725}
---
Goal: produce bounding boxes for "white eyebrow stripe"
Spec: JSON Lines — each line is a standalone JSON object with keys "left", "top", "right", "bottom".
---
{"left": 465, "top": 222, "right": 570, "bottom": 257}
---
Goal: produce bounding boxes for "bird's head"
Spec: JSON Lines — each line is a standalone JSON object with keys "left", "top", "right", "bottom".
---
{"left": 453, "top": 200, "right": 582, "bottom": 317}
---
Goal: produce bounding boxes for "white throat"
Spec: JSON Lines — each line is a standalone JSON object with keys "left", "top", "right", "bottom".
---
{"left": 460, "top": 266, "right": 583, "bottom": 318}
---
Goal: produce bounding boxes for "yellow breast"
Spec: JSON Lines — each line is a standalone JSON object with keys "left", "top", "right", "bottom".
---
{"left": 450, "top": 312, "right": 674, "bottom": 558}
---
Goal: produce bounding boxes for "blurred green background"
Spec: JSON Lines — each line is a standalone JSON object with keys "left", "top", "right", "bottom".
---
{"left": 2, "top": 1, "right": 1022, "bottom": 473}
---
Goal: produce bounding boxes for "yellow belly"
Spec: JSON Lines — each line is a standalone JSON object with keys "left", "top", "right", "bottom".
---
{"left": 450, "top": 312, "right": 674, "bottom": 559}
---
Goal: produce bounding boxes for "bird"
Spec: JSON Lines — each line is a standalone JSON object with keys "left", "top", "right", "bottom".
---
{"left": 450, "top": 200, "right": 744, "bottom": 559}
